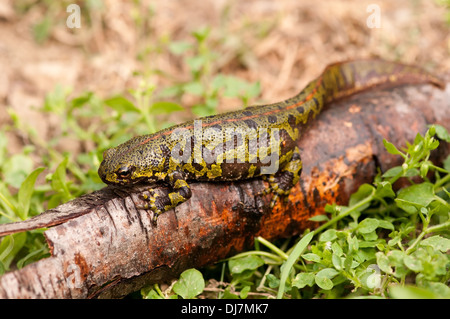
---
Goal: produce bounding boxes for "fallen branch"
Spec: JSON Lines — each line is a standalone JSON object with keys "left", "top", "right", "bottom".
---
{"left": 0, "top": 80, "right": 448, "bottom": 298}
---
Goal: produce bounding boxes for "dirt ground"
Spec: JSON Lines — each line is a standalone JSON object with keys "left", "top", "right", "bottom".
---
{"left": 0, "top": 0, "right": 449, "bottom": 154}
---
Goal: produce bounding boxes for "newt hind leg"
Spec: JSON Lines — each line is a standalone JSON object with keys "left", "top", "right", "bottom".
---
{"left": 262, "top": 146, "right": 302, "bottom": 208}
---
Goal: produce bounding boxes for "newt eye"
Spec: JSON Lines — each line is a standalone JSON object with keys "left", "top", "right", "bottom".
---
{"left": 116, "top": 166, "right": 133, "bottom": 179}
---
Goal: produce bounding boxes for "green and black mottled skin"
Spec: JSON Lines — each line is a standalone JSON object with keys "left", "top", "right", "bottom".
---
{"left": 98, "top": 59, "right": 444, "bottom": 222}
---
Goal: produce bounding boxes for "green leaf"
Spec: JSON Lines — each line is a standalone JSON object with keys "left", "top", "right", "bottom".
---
{"left": 343, "top": 254, "right": 354, "bottom": 272}
{"left": 331, "top": 242, "right": 343, "bottom": 256}
{"left": 159, "top": 85, "right": 182, "bottom": 98}
{"left": 71, "top": 91, "right": 94, "bottom": 108}
{"left": 191, "top": 104, "right": 215, "bottom": 117}
{"left": 292, "top": 272, "right": 315, "bottom": 289}
{"left": 0, "top": 233, "right": 27, "bottom": 270}
{"left": 17, "top": 167, "right": 45, "bottom": 220}
{"left": 211, "top": 74, "right": 226, "bottom": 90}
{"left": 33, "top": 16, "right": 52, "bottom": 44}
{"left": 382, "top": 166, "right": 402, "bottom": 178}
{"left": 348, "top": 184, "right": 374, "bottom": 215}
{"left": 3, "top": 154, "right": 34, "bottom": 189}
{"left": 186, "top": 56, "right": 207, "bottom": 72}
{"left": 388, "top": 250, "right": 409, "bottom": 278}
{"left": 389, "top": 285, "right": 442, "bottom": 299}
{"left": 223, "top": 77, "right": 244, "bottom": 97}
{"left": 419, "top": 235, "right": 450, "bottom": 252}
{"left": 246, "top": 82, "right": 261, "bottom": 99}
{"left": 222, "top": 287, "right": 239, "bottom": 299}
{"left": 332, "top": 254, "right": 343, "bottom": 270}
{"left": 315, "top": 268, "right": 339, "bottom": 290}
{"left": 104, "top": 96, "right": 139, "bottom": 113}
{"left": 192, "top": 27, "right": 210, "bottom": 42}
{"left": 349, "top": 184, "right": 375, "bottom": 207}
{"left": 50, "top": 157, "right": 72, "bottom": 203}
{"left": 362, "top": 231, "right": 378, "bottom": 241}
{"left": 277, "top": 231, "right": 314, "bottom": 299}
{"left": 419, "top": 282, "right": 450, "bottom": 298}
{"left": 247, "top": 81, "right": 261, "bottom": 97}
{"left": 172, "top": 268, "right": 205, "bottom": 299}
{"left": 443, "top": 155, "right": 450, "bottom": 172}
{"left": 357, "top": 218, "right": 380, "bottom": 234}
{"left": 319, "top": 229, "right": 337, "bottom": 242}
{"left": 301, "top": 253, "right": 321, "bottom": 263}
{"left": 377, "top": 219, "right": 394, "bottom": 231}
{"left": 395, "top": 182, "right": 436, "bottom": 214}
{"left": 428, "top": 138, "right": 440, "bottom": 151}
{"left": 404, "top": 168, "right": 420, "bottom": 177}
{"left": 150, "top": 101, "right": 184, "bottom": 115}
{"left": 265, "top": 274, "right": 280, "bottom": 288}
{"left": 315, "top": 276, "right": 333, "bottom": 290}
{"left": 420, "top": 162, "right": 429, "bottom": 178}
{"left": 308, "top": 215, "right": 329, "bottom": 222}
{"left": 376, "top": 252, "right": 392, "bottom": 274}
{"left": 43, "top": 84, "right": 71, "bottom": 113}
{"left": 403, "top": 254, "right": 423, "bottom": 272}
{"left": 183, "top": 81, "right": 204, "bottom": 96}
{"left": 358, "top": 240, "right": 378, "bottom": 249}
{"left": 388, "top": 250, "right": 406, "bottom": 265}
{"left": 413, "top": 132, "right": 424, "bottom": 146}
{"left": 375, "top": 181, "right": 395, "bottom": 199}
{"left": 239, "top": 285, "right": 251, "bottom": 299}
{"left": 324, "top": 203, "right": 339, "bottom": 214}
{"left": 366, "top": 271, "right": 382, "bottom": 289}
{"left": 0, "top": 235, "right": 15, "bottom": 261}
{"left": 168, "top": 41, "right": 192, "bottom": 55}
{"left": 16, "top": 247, "right": 48, "bottom": 269}
{"left": 388, "top": 235, "right": 402, "bottom": 248}
{"left": 434, "top": 124, "right": 450, "bottom": 142}
{"left": 383, "top": 139, "right": 402, "bottom": 155}
{"left": 142, "top": 289, "right": 164, "bottom": 299}
{"left": 347, "top": 235, "right": 359, "bottom": 253}
{"left": 228, "top": 255, "right": 264, "bottom": 274}
{"left": 361, "top": 265, "right": 382, "bottom": 290}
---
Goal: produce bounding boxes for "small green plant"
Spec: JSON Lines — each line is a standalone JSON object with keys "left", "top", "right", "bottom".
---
{"left": 142, "top": 125, "right": 450, "bottom": 299}
{"left": 162, "top": 27, "right": 261, "bottom": 117}
{"left": 141, "top": 268, "right": 205, "bottom": 299}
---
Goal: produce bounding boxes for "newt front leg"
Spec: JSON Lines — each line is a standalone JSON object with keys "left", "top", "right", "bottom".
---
{"left": 141, "top": 170, "right": 192, "bottom": 223}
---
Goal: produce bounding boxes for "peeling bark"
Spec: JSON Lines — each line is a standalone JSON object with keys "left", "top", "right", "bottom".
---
{"left": 0, "top": 81, "right": 449, "bottom": 298}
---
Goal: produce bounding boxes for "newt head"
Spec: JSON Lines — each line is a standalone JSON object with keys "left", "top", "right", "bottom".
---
{"left": 98, "top": 135, "right": 167, "bottom": 186}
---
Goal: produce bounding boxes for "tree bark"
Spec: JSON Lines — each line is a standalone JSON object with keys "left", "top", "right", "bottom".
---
{"left": 0, "top": 80, "right": 449, "bottom": 298}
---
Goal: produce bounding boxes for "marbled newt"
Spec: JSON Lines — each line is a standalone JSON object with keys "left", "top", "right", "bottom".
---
{"left": 98, "top": 59, "right": 444, "bottom": 222}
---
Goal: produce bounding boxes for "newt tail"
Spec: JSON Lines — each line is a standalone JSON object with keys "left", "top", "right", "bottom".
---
{"left": 98, "top": 59, "right": 444, "bottom": 223}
